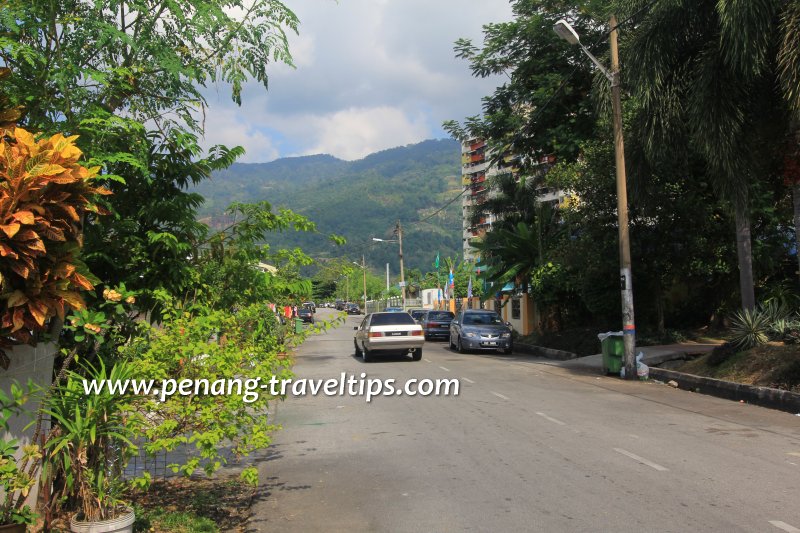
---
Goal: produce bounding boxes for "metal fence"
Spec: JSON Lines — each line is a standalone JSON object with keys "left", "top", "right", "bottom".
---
{"left": 364, "top": 298, "right": 422, "bottom": 314}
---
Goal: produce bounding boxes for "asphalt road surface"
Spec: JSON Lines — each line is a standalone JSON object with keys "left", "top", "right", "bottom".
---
{"left": 246, "top": 310, "right": 800, "bottom": 532}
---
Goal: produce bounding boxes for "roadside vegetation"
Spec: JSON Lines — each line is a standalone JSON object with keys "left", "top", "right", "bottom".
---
{"left": 0, "top": 1, "right": 345, "bottom": 531}
{"left": 445, "top": 1, "right": 800, "bottom": 364}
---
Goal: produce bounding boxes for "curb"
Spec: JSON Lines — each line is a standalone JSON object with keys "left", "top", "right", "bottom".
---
{"left": 649, "top": 367, "right": 800, "bottom": 414}
{"left": 515, "top": 343, "right": 577, "bottom": 361}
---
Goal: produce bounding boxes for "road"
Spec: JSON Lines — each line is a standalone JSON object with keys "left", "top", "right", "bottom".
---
{"left": 246, "top": 310, "right": 800, "bottom": 532}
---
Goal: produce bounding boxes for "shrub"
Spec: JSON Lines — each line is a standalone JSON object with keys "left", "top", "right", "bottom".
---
{"left": 729, "top": 307, "right": 771, "bottom": 350}
{"left": 0, "top": 127, "right": 109, "bottom": 368}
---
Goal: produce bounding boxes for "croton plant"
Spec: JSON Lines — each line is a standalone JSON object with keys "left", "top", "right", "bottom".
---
{"left": 0, "top": 126, "right": 110, "bottom": 369}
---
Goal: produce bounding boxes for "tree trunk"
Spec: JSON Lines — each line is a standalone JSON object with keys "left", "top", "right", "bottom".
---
{"left": 735, "top": 206, "right": 756, "bottom": 310}
{"left": 794, "top": 182, "right": 800, "bottom": 282}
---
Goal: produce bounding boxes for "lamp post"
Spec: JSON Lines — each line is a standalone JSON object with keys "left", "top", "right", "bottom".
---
{"left": 554, "top": 17, "right": 636, "bottom": 379}
{"left": 373, "top": 220, "right": 406, "bottom": 309}
{"left": 353, "top": 256, "right": 367, "bottom": 314}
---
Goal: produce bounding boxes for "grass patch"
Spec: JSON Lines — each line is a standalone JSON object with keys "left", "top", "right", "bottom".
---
{"left": 134, "top": 507, "right": 217, "bottom": 533}
{"left": 675, "top": 343, "right": 800, "bottom": 392}
{"left": 127, "top": 475, "right": 255, "bottom": 533}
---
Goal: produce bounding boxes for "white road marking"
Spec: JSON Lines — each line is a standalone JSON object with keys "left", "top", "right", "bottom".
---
{"left": 424, "top": 358, "right": 432, "bottom": 363}
{"left": 787, "top": 452, "right": 800, "bottom": 457}
{"left": 439, "top": 366, "right": 450, "bottom": 372}
{"left": 536, "top": 412, "right": 566, "bottom": 426}
{"left": 491, "top": 391, "right": 509, "bottom": 400}
{"left": 463, "top": 377, "right": 475, "bottom": 384}
{"left": 613, "top": 448, "right": 669, "bottom": 471}
{"left": 770, "top": 521, "right": 800, "bottom": 533}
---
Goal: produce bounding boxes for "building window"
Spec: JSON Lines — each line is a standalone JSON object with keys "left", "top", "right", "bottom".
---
{"left": 511, "top": 297, "right": 521, "bottom": 320}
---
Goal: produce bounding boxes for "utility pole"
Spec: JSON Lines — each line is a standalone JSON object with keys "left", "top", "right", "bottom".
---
{"left": 362, "top": 255, "right": 367, "bottom": 313}
{"left": 395, "top": 220, "right": 406, "bottom": 309}
{"left": 554, "top": 16, "right": 637, "bottom": 378}
{"left": 609, "top": 15, "right": 636, "bottom": 379}
{"left": 386, "top": 263, "right": 390, "bottom": 291}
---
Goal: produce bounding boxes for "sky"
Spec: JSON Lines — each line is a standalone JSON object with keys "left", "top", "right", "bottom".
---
{"left": 200, "top": 0, "right": 515, "bottom": 163}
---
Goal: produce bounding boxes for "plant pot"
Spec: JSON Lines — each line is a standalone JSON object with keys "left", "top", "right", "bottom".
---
{"left": 0, "top": 523, "right": 27, "bottom": 533}
{"left": 69, "top": 508, "right": 134, "bottom": 533}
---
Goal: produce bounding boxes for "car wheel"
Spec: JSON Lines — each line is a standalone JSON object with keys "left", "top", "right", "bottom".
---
{"left": 456, "top": 336, "right": 466, "bottom": 354}
{"left": 362, "top": 347, "right": 372, "bottom": 363}
{"left": 354, "top": 340, "right": 363, "bottom": 357}
{"left": 411, "top": 348, "right": 422, "bottom": 361}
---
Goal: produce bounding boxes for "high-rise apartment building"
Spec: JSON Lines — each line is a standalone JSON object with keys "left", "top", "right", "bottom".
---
{"left": 460, "top": 138, "right": 562, "bottom": 263}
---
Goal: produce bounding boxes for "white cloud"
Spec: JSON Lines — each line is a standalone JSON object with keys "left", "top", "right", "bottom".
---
{"left": 301, "top": 106, "right": 430, "bottom": 160}
{"left": 201, "top": 112, "right": 280, "bottom": 163}
{"left": 199, "top": 0, "right": 515, "bottom": 161}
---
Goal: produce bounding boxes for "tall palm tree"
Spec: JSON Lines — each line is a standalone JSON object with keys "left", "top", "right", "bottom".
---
{"left": 618, "top": 0, "right": 799, "bottom": 309}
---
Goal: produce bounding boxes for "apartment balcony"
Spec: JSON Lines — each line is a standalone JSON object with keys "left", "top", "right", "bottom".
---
{"left": 469, "top": 140, "right": 486, "bottom": 152}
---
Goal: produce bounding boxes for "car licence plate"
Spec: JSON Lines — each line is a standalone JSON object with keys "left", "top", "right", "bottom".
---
{"left": 483, "top": 341, "right": 497, "bottom": 346}
{"left": 387, "top": 331, "right": 405, "bottom": 336}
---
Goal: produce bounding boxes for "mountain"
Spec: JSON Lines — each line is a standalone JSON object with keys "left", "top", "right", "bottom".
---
{"left": 194, "top": 139, "right": 463, "bottom": 273}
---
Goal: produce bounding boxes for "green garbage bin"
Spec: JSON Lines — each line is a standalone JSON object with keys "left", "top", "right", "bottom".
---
{"left": 294, "top": 318, "right": 303, "bottom": 334}
{"left": 600, "top": 333, "right": 624, "bottom": 375}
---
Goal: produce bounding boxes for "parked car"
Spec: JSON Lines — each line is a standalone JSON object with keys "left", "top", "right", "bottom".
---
{"left": 408, "top": 308, "right": 427, "bottom": 322}
{"left": 346, "top": 303, "right": 362, "bottom": 315}
{"left": 449, "top": 310, "right": 512, "bottom": 354}
{"left": 420, "top": 310, "right": 455, "bottom": 341}
{"left": 353, "top": 312, "right": 424, "bottom": 362}
{"left": 297, "top": 307, "right": 315, "bottom": 324}
{"left": 335, "top": 300, "right": 346, "bottom": 310}
{"left": 303, "top": 301, "right": 316, "bottom": 312}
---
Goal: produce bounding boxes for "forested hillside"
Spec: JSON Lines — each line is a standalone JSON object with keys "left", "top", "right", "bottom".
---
{"left": 194, "top": 139, "right": 463, "bottom": 272}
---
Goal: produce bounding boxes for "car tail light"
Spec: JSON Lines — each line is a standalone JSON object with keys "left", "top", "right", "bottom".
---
{"left": 411, "top": 330, "right": 423, "bottom": 336}
{"left": 368, "top": 331, "right": 383, "bottom": 338}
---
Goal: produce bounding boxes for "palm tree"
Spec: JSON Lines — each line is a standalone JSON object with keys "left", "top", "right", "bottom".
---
{"left": 473, "top": 202, "right": 565, "bottom": 291}
{"left": 617, "top": 0, "right": 800, "bottom": 309}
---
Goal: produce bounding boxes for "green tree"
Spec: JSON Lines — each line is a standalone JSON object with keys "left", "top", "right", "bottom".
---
{"left": 444, "top": 0, "right": 606, "bottom": 171}
{"left": 616, "top": 0, "right": 799, "bottom": 310}
{"left": 0, "top": 0, "right": 299, "bottom": 298}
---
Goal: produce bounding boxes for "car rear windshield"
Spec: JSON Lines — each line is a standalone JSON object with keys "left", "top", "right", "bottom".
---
{"left": 370, "top": 313, "right": 416, "bottom": 326}
{"left": 428, "top": 311, "right": 454, "bottom": 320}
{"left": 462, "top": 313, "right": 503, "bottom": 325}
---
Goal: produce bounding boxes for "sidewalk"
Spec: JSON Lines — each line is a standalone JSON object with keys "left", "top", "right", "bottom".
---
{"left": 556, "top": 342, "right": 719, "bottom": 373}
{"left": 550, "top": 341, "right": 800, "bottom": 414}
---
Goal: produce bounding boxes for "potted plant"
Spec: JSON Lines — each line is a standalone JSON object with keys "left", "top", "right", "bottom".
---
{"left": 0, "top": 382, "right": 39, "bottom": 532}
{"left": 45, "top": 359, "right": 138, "bottom": 533}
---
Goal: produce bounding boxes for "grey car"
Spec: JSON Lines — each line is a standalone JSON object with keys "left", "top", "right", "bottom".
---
{"left": 449, "top": 310, "right": 513, "bottom": 354}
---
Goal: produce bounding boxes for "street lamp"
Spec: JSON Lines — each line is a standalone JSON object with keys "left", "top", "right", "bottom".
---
{"left": 554, "top": 17, "right": 637, "bottom": 379}
{"left": 372, "top": 220, "right": 406, "bottom": 309}
{"left": 352, "top": 256, "right": 367, "bottom": 314}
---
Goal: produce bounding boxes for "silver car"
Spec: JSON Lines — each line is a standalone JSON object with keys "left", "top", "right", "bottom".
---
{"left": 354, "top": 312, "right": 425, "bottom": 362}
{"left": 449, "top": 310, "right": 513, "bottom": 354}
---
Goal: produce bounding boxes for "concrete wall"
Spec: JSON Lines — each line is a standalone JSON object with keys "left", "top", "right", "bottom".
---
{"left": 0, "top": 342, "right": 57, "bottom": 507}
{"left": 483, "top": 294, "right": 538, "bottom": 336}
